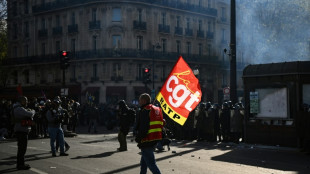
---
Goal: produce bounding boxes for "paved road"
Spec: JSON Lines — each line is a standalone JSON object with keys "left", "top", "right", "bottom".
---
{"left": 0, "top": 126, "right": 309, "bottom": 174}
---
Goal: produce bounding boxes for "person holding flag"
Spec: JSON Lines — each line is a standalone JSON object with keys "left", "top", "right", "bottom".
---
{"left": 156, "top": 56, "right": 202, "bottom": 126}
{"left": 135, "top": 93, "right": 163, "bottom": 174}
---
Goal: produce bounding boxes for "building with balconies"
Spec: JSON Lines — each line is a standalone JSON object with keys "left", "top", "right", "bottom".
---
{"left": 4, "top": 0, "right": 240, "bottom": 104}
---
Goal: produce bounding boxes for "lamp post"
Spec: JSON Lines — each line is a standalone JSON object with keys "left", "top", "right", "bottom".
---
{"left": 230, "top": 0, "right": 237, "bottom": 104}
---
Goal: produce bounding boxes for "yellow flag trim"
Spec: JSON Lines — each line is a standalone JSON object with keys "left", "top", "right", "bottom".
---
{"left": 156, "top": 92, "right": 187, "bottom": 126}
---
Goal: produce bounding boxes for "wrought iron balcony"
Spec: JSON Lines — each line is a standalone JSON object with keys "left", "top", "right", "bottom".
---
{"left": 174, "top": 27, "right": 183, "bottom": 36}
{"left": 133, "top": 21, "right": 147, "bottom": 30}
{"left": 68, "top": 24, "right": 78, "bottom": 34}
{"left": 206, "top": 31, "right": 214, "bottom": 39}
{"left": 197, "top": 30, "right": 205, "bottom": 38}
{"left": 185, "top": 28, "right": 193, "bottom": 36}
{"left": 38, "top": 29, "right": 48, "bottom": 38}
{"left": 158, "top": 24, "right": 170, "bottom": 34}
{"left": 4, "top": 48, "right": 221, "bottom": 66}
{"left": 89, "top": 21, "right": 101, "bottom": 30}
{"left": 52, "top": 26, "right": 63, "bottom": 36}
{"left": 32, "top": 0, "right": 217, "bottom": 17}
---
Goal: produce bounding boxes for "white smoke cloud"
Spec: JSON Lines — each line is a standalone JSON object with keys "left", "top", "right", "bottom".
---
{"left": 236, "top": 0, "right": 310, "bottom": 64}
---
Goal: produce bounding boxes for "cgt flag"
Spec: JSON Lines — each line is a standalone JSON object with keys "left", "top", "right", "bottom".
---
{"left": 156, "top": 56, "right": 202, "bottom": 126}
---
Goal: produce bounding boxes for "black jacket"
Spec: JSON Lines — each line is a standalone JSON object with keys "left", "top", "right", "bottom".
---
{"left": 135, "top": 103, "right": 158, "bottom": 149}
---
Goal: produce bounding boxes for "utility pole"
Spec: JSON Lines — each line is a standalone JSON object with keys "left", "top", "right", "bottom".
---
{"left": 230, "top": 0, "right": 237, "bottom": 104}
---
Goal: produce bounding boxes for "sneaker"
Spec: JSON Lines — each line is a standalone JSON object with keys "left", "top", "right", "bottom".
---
{"left": 65, "top": 146, "right": 70, "bottom": 152}
{"left": 17, "top": 164, "right": 31, "bottom": 170}
{"left": 59, "top": 153, "right": 69, "bottom": 156}
{"left": 52, "top": 153, "right": 56, "bottom": 157}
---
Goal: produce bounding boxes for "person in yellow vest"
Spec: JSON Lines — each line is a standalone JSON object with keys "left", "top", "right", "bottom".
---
{"left": 135, "top": 93, "right": 163, "bottom": 174}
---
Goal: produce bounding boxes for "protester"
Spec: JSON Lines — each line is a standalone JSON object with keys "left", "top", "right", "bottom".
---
{"left": 117, "top": 100, "right": 135, "bottom": 151}
{"left": 46, "top": 100, "right": 69, "bottom": 157}
{"left": 135, "top": 93, "right": 163, "bottom": 174}
{"left": 13, "top": 96, "right": 35, "bottom": 170}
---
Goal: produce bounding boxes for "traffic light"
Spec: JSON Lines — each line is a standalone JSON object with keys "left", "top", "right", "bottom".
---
{"left": 143, "top": 67, "right": 151, "bottom": 84}
{"left": 59, "top": 51, "right": 70, "bottom": 69}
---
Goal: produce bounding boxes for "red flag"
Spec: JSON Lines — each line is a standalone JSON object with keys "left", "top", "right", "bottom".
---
{"left": 16, "top": 84, "right": 23, "bottom": 96}
{"left": 156, "top": 56, "right": 202, "bottom": 126}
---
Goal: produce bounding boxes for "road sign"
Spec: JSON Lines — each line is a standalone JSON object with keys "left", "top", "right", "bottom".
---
{"left": 223, "top": 87, "right": 230, "bottom": 95}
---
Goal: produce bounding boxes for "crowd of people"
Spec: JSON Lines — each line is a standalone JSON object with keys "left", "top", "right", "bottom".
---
{"left": 163, "top": 101, "right": 245, "bottom": 144}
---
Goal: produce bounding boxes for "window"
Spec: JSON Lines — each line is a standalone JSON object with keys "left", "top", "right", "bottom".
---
{"left": 71, "top": 39, "right": 76, "bottom": 53}
{"left": 198, "top": 0, "right": 202, "bottom": 7}
{"left": 222, "top": 74, "right": 227, "bottom": 86}
{"left": 13, "top": 23, "right": 17, "bottom": 39}
{"left": 24, "top": 45, "right": 29, "bottom": 57}
{"left": 41, "top": 18, "right": 46, "bottom": 29}
{"left": 208, "top": 0, "right": 211, "bottom": 8}
{"left": 13, "top": 46, "right": 18, "bottom": 57}
{"left": 162, "top": 39, "right": 167, "bottom": 53}
{"left": 162, "top": 13, "right": 166, "bottom": 25}
{"left": 303, "top": 85, "right": 310, "bottom": 105}
{"left": 24, "top": 70, "right": 29, "bottom": 84}
{"left": 56, "top": 15, "right": 60, "bottom": 27}
{"left": 176, "top": 40, "right": 181, "bottom": 55}
{"left": 176, "top": 16, "right": 180, "bottom": 28}
{"left": 71, "top": 12, "right": 76, "bottom": 25}
{"left": 92, "top": 36, "right": 97, "bottom": 52}
{"left": 222, "top": 29, "right": 226, "bottom": 41}
{"left": 138, "top": 9, "right": 142, "bottom": 22}
{"left": 41, "top": 0, "right": 45, "bottom": 5}
{"left": 162, "top": 65, "right": 166, "bottom": 81}
{"left": 137, "top": 36, "right": 143, "bottom": 51}
{"left": 13, "top": 1, "right": 17, "bottom": 16}
{"left": 24, "top": 21, "right": 29, "bottom": 37}
{"left": 186, "top": 18, "right": 190, "bottom": 29}
{"left": 199, "top": 43, "right": 203, "bottom": 56}
{"left": 55, "top": 41, "right": 60, "bottom": 53}
{"left": 207, "top": 44, "right": 211, "bottom": 56}
{"left": 93, "top": 64, "right": 97, "bottom": 78}
{"left": 42, "top": 43, "right": 46, "bottom": 55}
{"left": 112, "top": 8, "right": 122, "bottom": 22}
{"left": 113, "top": 63, "right": 121, "bottom": 77}
{"left": 208, "top": 21, "right": 211, "bottom": 31}
{"left": 198, "top": 20, "right": 202, "bottom": 31}
{"left": 24, "top": 0, "right": 29, "bottom": 14}
{"left": 221, "top": 7, "right": 226, "bottom": 19}
{"left": 92, "top": 8, "right": 97, "bottom": 21}
{"left": 112, "top": 35, "right": 121, "bottom": 49}
{"left": 186, "top": 42, "right": 191, "bottom": 56}
{"left": 138, "top": 64, "right": 142, "bottom": 80}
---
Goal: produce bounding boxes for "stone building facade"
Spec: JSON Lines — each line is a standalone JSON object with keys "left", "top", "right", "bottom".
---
{"left": 5, "top": 0, "right": 243, "bottom": 104}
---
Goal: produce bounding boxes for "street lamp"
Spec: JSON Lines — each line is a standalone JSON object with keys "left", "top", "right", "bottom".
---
{"left": 152, "top": 43, "right": 161, "bottom": 92}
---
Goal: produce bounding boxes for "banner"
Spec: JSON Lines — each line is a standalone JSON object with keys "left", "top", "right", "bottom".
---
{"left": 156, "top": 56, "right": 202, "bottom": 126}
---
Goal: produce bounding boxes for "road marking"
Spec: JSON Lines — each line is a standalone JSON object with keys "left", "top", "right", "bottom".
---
{"left": 30, "top": 167, "right": 49, "bottom": 174}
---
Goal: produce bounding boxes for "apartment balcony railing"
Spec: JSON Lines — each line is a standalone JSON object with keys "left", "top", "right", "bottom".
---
{"left": 133, "top": 21, "right": 147, "bottom": 30}
{"left": 185, "top": 28, "right": 193, "bottom": 37}
{"left": 4, "top": 49, "right": 222, "bottom": 67}
{"left": 38, "top": 29, "right": 48, "bottom": 38}
{"left": 197, "top": 30, "right": 205, "bottom": 38}
{"left": 206, "top": 31, "right": 214, "bottom": 39}
{"left": 174, "top": 27, "right": 183, "bottom": 36}
{"left": 32, "top": 0, "right": 217, "bottom": 17}
{"left": 158, "top": 24, "right": 170, "bottom": 34}
{"left": 52, "top": 26, "right": 63, "bottom": 36}
{"left": 89, "top": 21, "right": 101, "bottom": 30}
{"left": 68, "top": 24, "right": 78, "bottom": 34}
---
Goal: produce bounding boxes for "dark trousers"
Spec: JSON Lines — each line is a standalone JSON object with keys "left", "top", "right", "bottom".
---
{"left": 118, "top": 130, "right": 128, "bottom": 150}
{"left": 16, "top": 132, "right": 28, "bottom": 166}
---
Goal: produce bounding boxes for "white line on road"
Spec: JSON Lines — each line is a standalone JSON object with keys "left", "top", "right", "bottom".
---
{"left": 30, "top": 167, "right": 49, "bottom": 174}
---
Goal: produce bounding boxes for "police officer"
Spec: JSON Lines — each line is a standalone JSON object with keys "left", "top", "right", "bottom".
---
{"left": 13, "top": 96, "right": 35, "bottom": 170}
{"left": 117, "top": 100, "right": 135, "bottom": 151}
{"left": 135, "top": 93, "right": 163, "bottom": 174}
